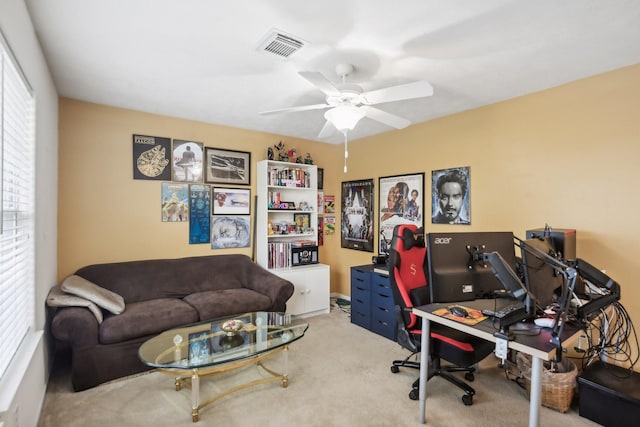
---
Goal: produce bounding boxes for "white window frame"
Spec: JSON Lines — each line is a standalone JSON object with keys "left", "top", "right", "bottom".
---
{"left": 0, "top": 30, "right": 36, "bottom": 380}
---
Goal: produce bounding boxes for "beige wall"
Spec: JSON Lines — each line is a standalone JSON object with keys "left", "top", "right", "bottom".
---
{"left": 60, "top": 64, "right": 639, "bottom": 345}
{"left": 58, "top": 100, "right": 342, "bottom": 280}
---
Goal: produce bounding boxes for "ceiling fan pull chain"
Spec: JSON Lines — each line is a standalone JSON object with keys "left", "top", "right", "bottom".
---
{"left": 343, "top": 131, "right": 349, "bottom": 173}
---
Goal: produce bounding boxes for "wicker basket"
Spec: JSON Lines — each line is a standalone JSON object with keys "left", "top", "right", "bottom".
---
{"left": 516, "top": 353, "right": 578, "bottom": 413}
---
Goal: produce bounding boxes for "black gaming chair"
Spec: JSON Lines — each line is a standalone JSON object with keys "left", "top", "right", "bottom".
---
{"left": 389, "top": 224, "right": 494, "bottom": 405}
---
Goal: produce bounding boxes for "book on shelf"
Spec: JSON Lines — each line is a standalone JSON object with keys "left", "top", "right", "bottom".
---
{"left": 268, "top": 167, "right": 310, "bottom": 188}
{"left": 291, "top": 240, "right": 316, "bottom": 247}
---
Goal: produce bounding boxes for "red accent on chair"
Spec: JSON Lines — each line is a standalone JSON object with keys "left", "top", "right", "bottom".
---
{"left": 389, "top": 224, "right": 494, "bottom": 405}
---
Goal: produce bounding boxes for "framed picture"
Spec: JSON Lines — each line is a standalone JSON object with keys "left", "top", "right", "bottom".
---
{"left": 133, "top": 134, "right": 171, "bottom": 180}
{"left": 293, "top": 213, "right": 311, "bottom": 233}
{"left": 379, "top": 173, "right": 424, "bottom": 256}
{"left": 211, "top": 215, "right": 251, "bottom": 249}
{"left": 172, "top": 139, "right": 204, "bottom": 183}
{"left": 188, "top": 330, "right": 213, "bottom": 363}
{"left": 431, "top": 166, "right": 471, "bottom": 225}
{"left": 317, "top": 168, "right": 324, "bottom": 189}
{"left": 204, "top": 147, "right": 251, "bottom": 185}
{"left": 341, "top": 179, "right": 374, "bottom": 252}
{"left": 212, "top": 187, "right": 251, "bottom": 215}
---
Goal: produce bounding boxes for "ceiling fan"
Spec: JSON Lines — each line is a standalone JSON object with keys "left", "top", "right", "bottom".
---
{"left": 260, "top": 63, "right": 434, "bottom": 138}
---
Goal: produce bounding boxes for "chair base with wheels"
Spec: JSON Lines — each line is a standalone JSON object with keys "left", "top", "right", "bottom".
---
{"left": 390, "top": 306, "right": 486, "bottom": 405}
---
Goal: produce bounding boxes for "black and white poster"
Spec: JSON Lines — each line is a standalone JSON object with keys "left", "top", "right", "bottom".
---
{"left": 431, "top": 166, "right": 471, "bottom": 225}
{"left": 133, "top": 134, "right": 171, "bottom": 180}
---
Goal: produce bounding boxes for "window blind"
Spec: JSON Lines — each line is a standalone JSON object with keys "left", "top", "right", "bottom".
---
{"left": 0, "top": 32, "right": 35, "bottom": 379}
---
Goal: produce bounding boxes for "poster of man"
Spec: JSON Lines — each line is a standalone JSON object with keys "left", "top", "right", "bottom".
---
{"left": 172, "top": 139, "right": 204, "bottom": 183}
{"left": 341, "top": 180, "right": 374, "bottom": 252}
{"left": 431, "top": 167, "right": 471, "bottom": 225}
{"left": 378, "top": 173, "right": 424, "bottom": 256}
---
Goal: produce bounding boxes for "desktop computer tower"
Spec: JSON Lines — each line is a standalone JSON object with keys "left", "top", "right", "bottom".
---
{"left": 526, "top": 228, "right": 576, "bottom": 261}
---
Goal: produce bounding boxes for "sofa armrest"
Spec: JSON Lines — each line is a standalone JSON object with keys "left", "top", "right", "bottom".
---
{"left": 51, "top": 307, "right": 99, "bottom": 348}
{"left": 243, "top": 264, "right": 295, "bottom": 312}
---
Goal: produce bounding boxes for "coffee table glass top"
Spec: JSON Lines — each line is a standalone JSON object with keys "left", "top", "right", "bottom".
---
{"left": 138, "top": 312, "right": 308, "bottom": 370}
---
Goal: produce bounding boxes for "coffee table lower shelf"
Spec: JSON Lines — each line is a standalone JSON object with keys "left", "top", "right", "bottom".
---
{"left": 158, "top": 345, "right": 289, "bottom": 422}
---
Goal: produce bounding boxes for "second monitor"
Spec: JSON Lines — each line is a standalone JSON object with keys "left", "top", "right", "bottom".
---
{"left": 426, "top": 231, "right": 518, "bottom": 303}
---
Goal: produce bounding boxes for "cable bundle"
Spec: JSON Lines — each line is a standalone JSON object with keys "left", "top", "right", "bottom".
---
{"left": 578, "top": 301, "right": 639, "bottom": 374}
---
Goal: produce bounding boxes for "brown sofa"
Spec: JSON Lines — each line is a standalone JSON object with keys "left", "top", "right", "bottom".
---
{"left": 49, "top": 254, "right": 294, "bottom": 391}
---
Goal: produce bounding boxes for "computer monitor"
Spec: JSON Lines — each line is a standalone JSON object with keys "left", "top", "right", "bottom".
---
{"left": 426, "top": 231, "right": 518, "bottom": 303}
{"left": 519, "top": 237, "right": 564, "bottom": 310}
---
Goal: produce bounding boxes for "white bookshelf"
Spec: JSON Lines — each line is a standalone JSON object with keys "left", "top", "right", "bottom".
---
{"left": 256, "top": 160, "right": 329, "bottom": 317}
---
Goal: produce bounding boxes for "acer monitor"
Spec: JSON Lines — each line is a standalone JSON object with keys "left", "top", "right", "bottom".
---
{"left": 426, "top": 231, "right": 518, "bottom": 303}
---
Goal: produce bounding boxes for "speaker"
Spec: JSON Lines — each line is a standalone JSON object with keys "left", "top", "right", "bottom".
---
{"left": 526, "top": 228, "right": 576, "bottom": 261}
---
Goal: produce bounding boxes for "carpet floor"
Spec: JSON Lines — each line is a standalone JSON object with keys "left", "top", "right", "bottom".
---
{"left": 37, "top": 307, "right": 600, "bottom": 426}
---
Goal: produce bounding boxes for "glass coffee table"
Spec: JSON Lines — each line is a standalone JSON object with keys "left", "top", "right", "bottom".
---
{"left": 138, "top": 312, "right": 308, "bottom": 422}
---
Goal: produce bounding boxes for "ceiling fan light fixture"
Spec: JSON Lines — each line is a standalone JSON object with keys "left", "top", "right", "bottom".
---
{"left": 324, "top": 105, "right": 365, "bottom": 132}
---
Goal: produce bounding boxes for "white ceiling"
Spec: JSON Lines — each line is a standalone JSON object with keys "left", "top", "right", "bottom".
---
{"left": 25, "top": 0, "right": 640, "bottom": 145}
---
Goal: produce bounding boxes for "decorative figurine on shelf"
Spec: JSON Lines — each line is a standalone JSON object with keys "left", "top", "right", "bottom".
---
{"left": 288, "top": 148, "right": 297, "bottom": 161}
{"left": 267, "top": 146, "right": 274, "bottom": 160}
{"left": 296, "top": 155, "right": 303, "bottom": 163}
{"left": 304, "top": 153, "right": 313, "bottom": 164}
{"left": 274, "top": 141, "right": 288, "bottom": 162}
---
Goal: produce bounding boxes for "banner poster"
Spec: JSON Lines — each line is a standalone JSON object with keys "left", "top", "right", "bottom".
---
{"left": 323, "top": 216, "right": 335, "bottom": 235}
{"left": 323, "top": 195, "right": 335, "bottom": 213}
{"left": 161, "top": 182, "right": 189, "bottom": 222}
{"left": 189, "top": 184, "right": 211, "bottom": 244}
{"left": 317, "top": 216, "right": 324, "bottom": 245}
{"left": 132, "top": 134, "right": 171, "bottom": 180}
{"left": 341, "top": 179, "right": 374, "bottom": 252}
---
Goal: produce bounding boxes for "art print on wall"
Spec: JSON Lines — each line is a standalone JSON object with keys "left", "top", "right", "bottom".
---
{"left": 212, "top": 187, "right": 251, "bottom": 215}
{"left": 211, "top": 216, "right": 251, "bottom": 249}
{"left": 189, "top": 184, "right": 211, "bottom": 244}
{"left": 378, "top": 173, "right": 424, "bottom": 256}
{"left": 172, "top": 139, "right": 204, "bottom": 183}
{"left": 161, "top": 182, "right": 189, "bottom": 222}
{"left": 431, "top": 166, "right": 471, "bottom": 225}
{"left": 341, "top": 179, "right": 374, "bottom": 252}
{"left": 204, "top": 147, "right": 251, "bottom": 185}
{"left": 133, "top": 134, "right": 171, "bottom": 180}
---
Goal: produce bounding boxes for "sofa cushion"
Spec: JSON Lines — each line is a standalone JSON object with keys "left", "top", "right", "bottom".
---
{"left": 183, "top": 289, "right": 272, "bottom": 321}
{"left": 99, "top": 298, "right": 199, "bottom": 344}
{"left": 61, "top": 274, "right": 125, "bottom": 314}
{"left": 47, "top": 286, "right": 104, "bottom": 324}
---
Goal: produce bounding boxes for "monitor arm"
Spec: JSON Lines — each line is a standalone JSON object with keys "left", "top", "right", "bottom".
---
{"left": 515, "top": 237, "right": 578, "bottom": 356}
{"left": 474, "top": 251, "right": 535, "bottom": 314}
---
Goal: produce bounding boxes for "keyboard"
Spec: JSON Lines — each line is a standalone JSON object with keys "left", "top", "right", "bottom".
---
{"left": 482, "top": 301, "right": 526, "bottom": 319}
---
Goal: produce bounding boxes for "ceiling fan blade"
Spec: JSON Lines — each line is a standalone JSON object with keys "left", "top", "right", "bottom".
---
{"left": 361, "top": 106, "right": 412, "bottom": 129}
{"left": 362, "top": 80, "right": 434, "bottom": 105}
{"left": 318, "top": 120, "right": 335, "bottom": 138}
{"left": 298, "top": 71, "right": 342, "bottom": 97}
{"left": 259, "top": 103, "right": 330, "bottom": 115}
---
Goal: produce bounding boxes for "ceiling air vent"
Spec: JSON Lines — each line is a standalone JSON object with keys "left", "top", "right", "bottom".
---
{"left": 257, "top": 29, "right": 305, "bottom": 59}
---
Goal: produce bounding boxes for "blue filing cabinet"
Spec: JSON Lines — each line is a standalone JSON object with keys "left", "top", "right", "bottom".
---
{"left": 350, "top": 266, "right": 371, "bottom": 330}
{"left": 350, "top": 265, "right": 397, "bottom": 341}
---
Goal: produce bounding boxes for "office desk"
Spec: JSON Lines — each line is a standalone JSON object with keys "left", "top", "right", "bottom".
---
{"left": 413, "top": 299, "right": 581, "bottom": 427}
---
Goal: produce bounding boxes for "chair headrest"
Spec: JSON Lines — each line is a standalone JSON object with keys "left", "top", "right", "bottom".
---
{"left": 393, "top": 224, "right": 425, "bottom": 250}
